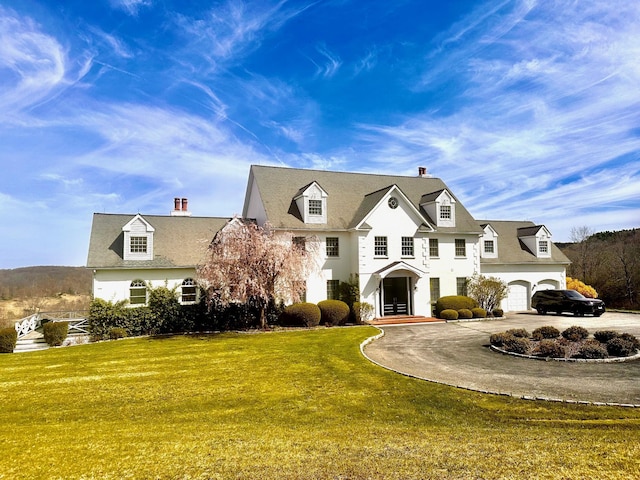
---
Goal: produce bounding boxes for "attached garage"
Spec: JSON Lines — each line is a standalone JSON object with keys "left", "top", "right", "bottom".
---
{"left": 506, "top": 281, "right": 530, "bottom": 311}
{"left": 537, "top": 280, "right": 558, "bottom": 291}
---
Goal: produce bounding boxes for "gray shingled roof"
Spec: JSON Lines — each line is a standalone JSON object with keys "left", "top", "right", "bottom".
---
{"left": 243, "top": 165, "right": 483, "bottom": 233}
{"left": 479, "top": 220, "right": 570, "bottom": 265}
{"left": 87, "top": 213, "right": 230, "bottom": 268}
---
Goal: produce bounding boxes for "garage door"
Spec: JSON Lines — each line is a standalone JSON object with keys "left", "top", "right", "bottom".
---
{"left": 537, "top": 281, "right": 557, "bottom": 291}
{"left": 507, "top": 282, "right": 529, "bottom": 311}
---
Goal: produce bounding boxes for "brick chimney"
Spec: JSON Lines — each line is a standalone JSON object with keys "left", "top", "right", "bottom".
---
{"left": 171, "top": 197, "right": 192, "bottom": 216}
{"left": 418, "top": 166, "right": 430, "bottom": 178}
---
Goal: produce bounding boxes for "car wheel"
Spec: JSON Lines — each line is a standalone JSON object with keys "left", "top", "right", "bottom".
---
{"left": 536, "top": 308, "right": 546, "bottom": 315}
{"left": 594, "top": 312, "right": 603, "bottom": 317}
{"left": 573, "top": 309, "right": 584, "bottom": 317}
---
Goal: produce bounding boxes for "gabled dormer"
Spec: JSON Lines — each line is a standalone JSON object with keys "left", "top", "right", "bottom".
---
{"left": 420, "top": 189, "right": 456, "bottom": 228}
{"left": 518, "top": 225, "right": 552, "bottom": 258}
{"left": 293, "top": 181, "right": 328, "bottom": 224}
{"left": 480, "top": 224, "right": 499, "bottom": 259}
{"left": 122, "top": 214, "right": 155, "bottom": 261}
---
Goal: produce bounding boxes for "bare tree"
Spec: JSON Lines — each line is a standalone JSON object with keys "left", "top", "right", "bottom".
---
{"left": 466, "top": 274, "right": 508, "bottom": 313}
{"left": 197, "top": 221, "right": 318, "bottom": 329}
{"left": 568, "top": 225, "right": 598, "bottom": 283}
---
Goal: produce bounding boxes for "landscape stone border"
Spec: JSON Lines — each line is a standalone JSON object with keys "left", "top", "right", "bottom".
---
{"left": 490, "top": 344, "right": 640, "bottom": 363}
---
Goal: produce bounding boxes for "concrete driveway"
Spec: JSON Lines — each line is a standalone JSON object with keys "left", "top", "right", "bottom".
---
{"left": 363, "top": 311, "right": 640, "bottom": 406}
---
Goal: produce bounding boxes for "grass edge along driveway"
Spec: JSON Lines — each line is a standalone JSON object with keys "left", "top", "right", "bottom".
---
{"left": 1, "top": 326, "right": 640, "bottom": 479}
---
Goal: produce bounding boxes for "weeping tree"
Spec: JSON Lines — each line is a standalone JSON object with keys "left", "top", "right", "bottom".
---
{"left": 197, "top": 221, "right": 318, "bottom": 329}
{"left": 467, "top": 274, "right": 508, "bottom": 313}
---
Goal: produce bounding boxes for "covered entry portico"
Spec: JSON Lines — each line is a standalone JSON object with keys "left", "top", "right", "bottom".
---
{"left": 374, "top": 261, "right": 425, "bottom": 317}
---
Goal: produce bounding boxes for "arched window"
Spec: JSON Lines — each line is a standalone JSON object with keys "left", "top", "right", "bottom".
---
{"left": 130, "top": 280, "right": 147, "bottom": 305}
{"left": 181, "top": 278, "right": 197, "bottom": 304}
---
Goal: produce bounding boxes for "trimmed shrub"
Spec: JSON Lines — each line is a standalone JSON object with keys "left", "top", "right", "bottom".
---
{"left": 471, "top": 307, "right": 487, "bottom": 318}
{"left": 439, "top": 309, "right": 459, "bottom": 320}
{"left": 535, "top": 340, "right": 566, "bottom": 358}
{"left": 317, "top": 300, "right": 350, "bottom": 326}
{"left": 457, "top": 308, "right": 473, "bottom": 319}
{"left": 593, "top": 330, "right": 619, "bottom": 343}
{"left": 352, "top": 302, "right": 374, "bottom": 324}
{"left": 109, "top": 327, "right": 127, "bottom": 340}
{"left": 0, "top": 327, "right": 18, "bottom": 353}
{"left": 532, "top": 326, "right": 561, "bottom": 340}
{"left": 492, "top": 308, "right": 504, "bottom": 318}
{"left": 506, "top": 328, "right": 529, "bottom": 338}
{"left": 576, "top": 340, "right": 607, "bottom": 359}
{"left": 562, "top": 326, "right": 589, "bottom": 342}
{"left": 489, "top": 332, "right": 511, "bottom": 347}
{"left": 502, "top": 336, "right": 530, "bottom": 355}
{"left": 279, "top": 303, "right": 321, "bottom": 327}
{"left": 43, "top": 321, "right": 69, "bottom": 347}
{"left": 606, "top": 337, "right": 637, "bottom": 357}
{"left": 619, "top": 333, "right": 640, "bottom": 350}
{"left": 434, "top": 296, "right": 479, "bottom": 317}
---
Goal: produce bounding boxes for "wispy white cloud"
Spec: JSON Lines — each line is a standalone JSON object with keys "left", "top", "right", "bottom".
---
{"left": 312, "top": 43, "right": 342, "bottom": 78}
{"left": 110, "top": 0, "right": 152, "bottom": 17}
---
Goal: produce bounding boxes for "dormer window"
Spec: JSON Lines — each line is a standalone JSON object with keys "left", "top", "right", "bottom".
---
{"left": 420, "top": 189, "right": 456, "bottom": 228}
{"left": 480, "top": 224, "right": 499, "bottom": 259}
{"left": 517, "top": 225, "right": 552, "bottom": 258}
{"left": 539, "top": 241, "right": 548, "bottom": 254}
{"left": 293, "top": 181, "right": 328, "bottom": 224}
{"left": 309, "top": 199, "right": 322, "bottom": 216}
{"left": 122, "top": 214, "right": 154, "bottom": 261}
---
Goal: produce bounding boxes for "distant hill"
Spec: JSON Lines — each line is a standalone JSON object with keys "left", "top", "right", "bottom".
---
{"left": 0, "top": 266, "right": 92, "bottom": 300}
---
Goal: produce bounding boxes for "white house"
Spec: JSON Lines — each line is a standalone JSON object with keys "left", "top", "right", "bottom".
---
{"left": 86, "top": 198, "right": 230, "bottom": 305}
{"left": 87, "top": 167, "right": 570, "bottom": 316}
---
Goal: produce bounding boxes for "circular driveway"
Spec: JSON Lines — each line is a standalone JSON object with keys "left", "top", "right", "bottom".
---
{"left": 363, "top": 312, "right": 640, "bottom": 406}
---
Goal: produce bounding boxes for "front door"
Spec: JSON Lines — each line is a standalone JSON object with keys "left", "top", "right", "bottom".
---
{"left": 382, "top": 277, "right": 409, "bottom": 316}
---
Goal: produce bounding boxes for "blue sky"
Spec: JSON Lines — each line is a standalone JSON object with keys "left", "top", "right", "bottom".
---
{"left": 1, "top": 0, "right": 639, "bottom": 268}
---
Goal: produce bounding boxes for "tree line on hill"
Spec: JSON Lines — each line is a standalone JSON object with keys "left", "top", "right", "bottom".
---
{"left": 558, "top": 227, "right": 639, "bottom": 310}
{"left": 0, "top": 266, "right": 92, "bottom": 300}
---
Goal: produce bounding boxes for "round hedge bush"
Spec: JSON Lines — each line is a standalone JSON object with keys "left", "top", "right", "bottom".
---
{"left": 434, "top": 296, "right": 479, "bottom": 317}
{"left": 471, "top": 307, "right": 487, "bottom": 318}
{"left": 502, "top": 336, "right": 530, "bottom": 354}
{"left": 279, "top": 303, "right": 321, "bottom": 327}
{"left": 577, "top": 340, "right": 608, "bottom": 359}
{"left": 492, "top": 308, "right": 504, "bottom": 318}
{"left": 505, "top": 328, "right": 529, "bottom": 338}
{"left": 43, "top": 321, "right": 69, "bottom": 347}
{"left": 536, "top": 339, "right": 566, "bottom": 358}
{"left": 606, "top": 337, "right": 637, "bottom": 357}
{"left": 619, "top": 333, "right": 640, "bottom": 350}
{"left": 317, "top": 299, "right": 350, "bottom": 326}
{"left": 562, "top": 325, "right": 589, "bottom": 342}
{"left": 457, "top": 308, "right": 473, "bottom": 319}
{"left": 0, "top": 327, "right": 18, "bottom": 353}
{"left": 439, "top": 309, "right": 459, "bottom": 320}
{"left": 489, "top": 332, "right": 511, "bottom": 347}
{"left": 594, "top": 330, "right": 619, "bottom": 343}
{"left": 532, "top": 326, "right": 560, "bottom": 341}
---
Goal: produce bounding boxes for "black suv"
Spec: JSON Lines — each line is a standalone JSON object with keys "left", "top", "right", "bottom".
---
{"left": 531, "top": 289, "right": 605, "bottom": 316}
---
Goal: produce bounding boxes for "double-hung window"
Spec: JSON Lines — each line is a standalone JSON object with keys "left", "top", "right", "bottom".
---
{"left": 326, "top": 237, "right": 339, "bottom": 257}
{"left": 401, "top": 236, "right": 414, "bottom": 257}
{"left": 130, "top": 236, "right": 147, "bottom": 254}
{"left": 429, "top": 238, "right": 439, "bottom": 257}
{"left": 326, "top": 280, "right": 340, "bottom": 300}
{"left": 374, "top": 236, "right": 388, "bottom": 257}
{"left": 456, "top": 277, "right": 468, "bottom": 296}
{"left": 309, "top": 200, "right": 322, "bottom": 216}
{"left": 181, "top": 278, "right": 197, "bottom": 303}
{"left": 130, "top": 280, "right": 147, "bottom": 305}
{"left": 440, "top": 205, "right": 451, "bottom": 220}
{"left": 455, "top": 239, "right": 466, "bottom": 257}
{"left": 484, "top": 240, "right": 494, "bottom": 254}
{"left": 539, "top": 241, "right": 548, "bottom": 254}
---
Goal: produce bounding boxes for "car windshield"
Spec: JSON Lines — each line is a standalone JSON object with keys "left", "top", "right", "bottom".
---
{"left": 565, "top": 290, "right": 585, "bottom": 299}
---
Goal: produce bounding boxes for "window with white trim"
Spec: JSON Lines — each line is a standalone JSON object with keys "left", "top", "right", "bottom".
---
{"left": 374, "top": 236, "right": 388, "bottom": 257}
{"left": 484, "top": 240, "right": 494, "bottom": 254}
{"left": 440, "top": 205, "right": 451, "bottom": 220}
{"left": 309, "top": 199, "right": 322, "bottom": 216}
{"left": 539, "top": 241, "right": 548, "bottom": 254}
{"left": 455, "top": 239, "right": 466, "bottom": 257}
{"left": 130, "top": 236, "right": 147, "bottom": 254}
{"left": 130, "top": 279, "right": 147, "bottom": 305}
{"left": 326, "top": 237, "right": 339, "bottom": 257}
{"left": 429, "top": 238, "right": 439, "bottom": 257}
{"left": 181, "top": 278, "right": 197, "bottom": 304}
{"left": 456, "top": 277, "right": 468, "bottom": 296}
{"left": 430, "top": 278, "right": 440, "bottom": 303}
{"left": 401, "top": 237, "right": 414, "bottom": 257}
{"left": 326, "top": 280, "right": 340, "bottom": 300}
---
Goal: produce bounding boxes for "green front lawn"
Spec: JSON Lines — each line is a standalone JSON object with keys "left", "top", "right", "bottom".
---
{"left": 1, "top": 327, "right": 639, "bottom": 479}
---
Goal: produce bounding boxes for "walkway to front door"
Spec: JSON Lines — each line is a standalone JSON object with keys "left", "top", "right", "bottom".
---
{"left": 382, "top": 277, "right": 410, "bottom": 316}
